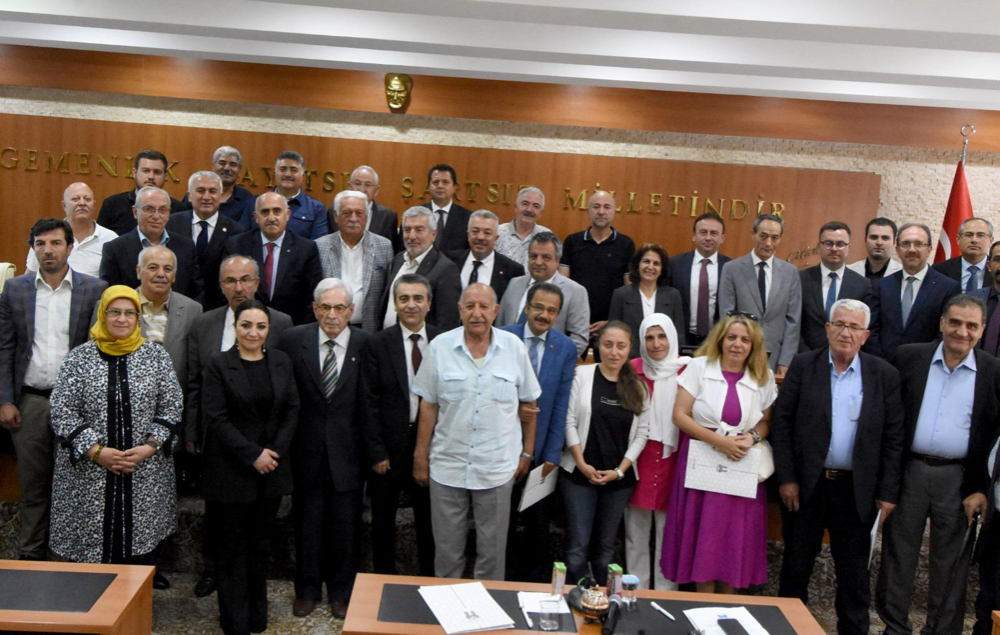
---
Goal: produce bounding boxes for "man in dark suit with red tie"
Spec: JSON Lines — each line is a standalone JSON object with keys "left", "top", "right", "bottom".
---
{"left": 421, "top": 164, "right": 471, "bottom": 254}
{"left": 666, "top": 212, "right": 732, "bottom": 348}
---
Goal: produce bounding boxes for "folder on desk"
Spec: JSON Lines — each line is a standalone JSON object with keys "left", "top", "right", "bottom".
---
{"left": 418, "top": 582, "right": 515, "bottom": 633}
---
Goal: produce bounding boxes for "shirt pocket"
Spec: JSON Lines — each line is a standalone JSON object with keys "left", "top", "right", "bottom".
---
{"left": 848, "top": 395, "right": 863, "bottom": 421}
{"left": 492, "top": 370, "right": 517, "bottom": 403}
{"left": 441, "top": 371, "right": 469, "bottom": 401}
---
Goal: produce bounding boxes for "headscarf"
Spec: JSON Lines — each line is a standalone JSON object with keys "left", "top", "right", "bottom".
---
{"left": 638, "top": 313, "right": 691, "bottom": 458}
{"left": 90, "top": 285, "right": 146, "bottom": 356}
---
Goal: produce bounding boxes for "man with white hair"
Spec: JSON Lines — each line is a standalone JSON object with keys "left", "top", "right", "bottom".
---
{"left": 100, "top": 185, "right": 203, "bottom": 302}
{"left": 26, "top": 182, "right": 117, "bottom": 278}
{"left": 771, "top": 298, "right": 904, "bottom": 635}
{"left": 445, "top": 210, "right": 524, "bottom": 303}
{"left": 167, "top": 171, "right": 246, "bottom": 309}
{"left": 282, "top": 278, "right": 370, "bottom": 619}
{"left": 327, "top": 165, "right": 402, "bottom": 252}
{"left": 496, "top": 187, "right": 552, "bottom": 269}
{"left": 181, "top": 146, "right": 256, "bottom": 222}
{"left": 316, "top": 190, "right": 393, "bottom": 332}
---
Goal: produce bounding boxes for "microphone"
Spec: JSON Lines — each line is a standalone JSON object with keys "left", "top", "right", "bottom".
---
{"left": 602, "top": 595, "right": 624, "bottom": 635}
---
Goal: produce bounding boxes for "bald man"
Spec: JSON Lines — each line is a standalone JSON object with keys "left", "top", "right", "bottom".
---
{"left": 26, "top": 182, "right": 117, "bottom": 277}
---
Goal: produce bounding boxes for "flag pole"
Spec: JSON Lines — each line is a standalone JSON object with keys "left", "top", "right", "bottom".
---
{"left": 960, "top": 124, "right": 976, "bottom": 165}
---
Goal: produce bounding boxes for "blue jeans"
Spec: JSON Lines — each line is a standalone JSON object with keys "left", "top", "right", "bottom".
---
{"left": 560, "top": 475, "right": 634, "bottom": 587}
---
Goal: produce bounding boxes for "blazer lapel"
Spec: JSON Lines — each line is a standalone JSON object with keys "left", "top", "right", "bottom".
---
{"left": 302, "top": 326, "right": 326, "bottom": 394}
{"left": 265, "top": 352, "right": 289, "bottom": 421}
{"left": 741, "top": 259, "right": 765, "bottom": 314}
{"left": 767, "top": 262, "right": 786, "bottom": 317}
{"left": 882, "top": 273, "right": 904, "bottom": 330}
{"left": 625, "top": 286, "right": 644, "bottom": 328}
{"left": 207, "top": 219, "right": 233, "bottom": 256}
{"left": 361, "top": 234, "right": 374, "bottom": 290}
{"left": 389, "top": 327, "right": 410, "bottom": 394}
{"left": 274, "top": 232, "right": 295, "bottom": 291}
{"left": 209, "top": 308, "right": 227, "bottom": 352}
{"left": 807, "top": 267, "right": 825, "bottom": 317}
{"left": 67, "top": 272, "right": 86, "bottom": 343}
{"left": 906, "top": 275, "right": 936, "bottom": 328}
{"left": 333, "top": 328, "right": 363, "bottom": 395}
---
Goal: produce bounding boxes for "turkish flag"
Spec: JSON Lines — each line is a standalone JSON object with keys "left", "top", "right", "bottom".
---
{"left": 935, "top": 161, "right": 973, "bottom": 263}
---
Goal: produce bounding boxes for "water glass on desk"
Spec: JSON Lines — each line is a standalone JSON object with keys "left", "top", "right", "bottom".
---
{"left": 539, "top": 599, "right": 561, "bottom": 631}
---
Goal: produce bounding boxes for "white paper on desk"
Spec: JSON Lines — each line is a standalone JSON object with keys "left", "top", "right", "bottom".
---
{"left": 418, "top": 582, "right": 515, "bottom": 634}
{"left": 683, "top": 606, "right": 769, "bottom": 635}
{"left": 868, "top": 509, "right": 882, "bottom": 569}
{"left": 518, "top": 464, "right": 559, "bottom": 512}
{"left": 516, "top": 592, "right": 570, "bottom": 614}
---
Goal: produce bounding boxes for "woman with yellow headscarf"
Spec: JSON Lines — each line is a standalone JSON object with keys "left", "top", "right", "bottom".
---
{"left": 50, "top": 285, "right": 184, "bottom": 566}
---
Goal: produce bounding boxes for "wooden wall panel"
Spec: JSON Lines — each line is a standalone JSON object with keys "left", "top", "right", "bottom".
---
{"left": 0, "top": 112, "right": 879, "bottom": 272}
{"left": 1, "top": 44, "right": 999, "bottom": 152}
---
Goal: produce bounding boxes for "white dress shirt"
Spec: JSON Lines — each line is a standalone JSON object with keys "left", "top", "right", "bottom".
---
{"left": 261, "top": 231, "right": 286, "bottom": 300}
{"left": 26, "top": 223, "right": 117, "bottom": 278}
{"left": 24, "top": 272, "right": 73, "bottom": 390}
{"left": 900, "top": 264, "right": 930, "bottom": 303}
{"left": 523, "top": 322, "right": 548, "bottom": 371}
{"left": 192, "top": 212, "right": 219, "bottom": 244}
{"left": 340, "top": 237, "right": 366, "bottom": 325}
{"left": 750, "top": 251, "right": 774, "bottom": 304}
{"left": 820, "top": 262, "right": 846, "bottom": 300}
{"left": 461, "top": 251, "right": 495, "bottom": 289}
{"left": 318, "top": 325, "right": 351, "bottom": 377}
{"left": 962, "top": 257, "right": 987, "bottom": 291}
{"left": 383, "top": 249, "right": 433, "bottom": 329}
{"left": 401, "top": 323, "right": 428, "bottom": 422}
{"left": 221, "top": 307, "right": 237, "bottom": 352}
{"left": 688, "top": 251, "right": 719, "bottom": 333}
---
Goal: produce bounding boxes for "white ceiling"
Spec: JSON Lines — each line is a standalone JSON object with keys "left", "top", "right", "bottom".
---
{"left": 3, "top": 0, "right": 1000, "bottom": 110}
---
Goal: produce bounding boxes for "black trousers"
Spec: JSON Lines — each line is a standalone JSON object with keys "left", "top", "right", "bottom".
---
{"left": 974, "top": 519, "right": 1000, "bottom": 635}
{"left": 505, "top": 470, "right": 553, "bottom": 583}
{"left": 778, "top": 476, "right": 873, "bottom": 635}
{"left": 293, "top": 468, "right": 363, "bottom": 604}
{"left": 368, "top": 428, "right": 434, "bottom": 576}
{"left": 207, "top": 496, "right": 280, "bottom": 635}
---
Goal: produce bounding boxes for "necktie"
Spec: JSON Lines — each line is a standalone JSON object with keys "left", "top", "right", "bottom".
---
{"left": 901, "top": 276, "right": 916, "bottom": 325}
{"left": 528, "top": 336, "right": 542, "bottom": 376}
{"left": 967, "top": 265, "right": 980, "bottom": 293}
{"left": 757, "top": 262, "right": 767, "bottom": 313}
{"left": 825, "top": 272, "right": 838, "bottom": 319}
{"left": 696, "top": 258, "right": 710, "bottom": 336}
{"left": 264, "top": 242, "right": 276, "bottom": 299}
{"left": 984, "top": 300, "right": 1000, "bottom": 355}
{"left": 470, "top": 260, "right": 483, "bottom": 285}
{"left": 409, "top": 333, "right": 422, "bottom": 375}
{"left": 322, "top": 340, "right": 338, "bottom": 399}
{"left": 196, "top": 220, "right": 209, "bottom": 256}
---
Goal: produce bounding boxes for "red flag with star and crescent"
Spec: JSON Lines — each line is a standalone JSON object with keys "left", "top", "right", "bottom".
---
{"left": 935, "top": 161, "right": 973, "bottom": 263}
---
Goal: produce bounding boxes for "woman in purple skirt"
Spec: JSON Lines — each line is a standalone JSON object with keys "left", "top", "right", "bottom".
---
{"left": 660, "top": 314, "right": 777, "bottom": 593}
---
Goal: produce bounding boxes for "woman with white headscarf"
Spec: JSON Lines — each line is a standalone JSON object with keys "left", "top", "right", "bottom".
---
{"left": 624, "top": 313, "right": 689, "bottom": 590}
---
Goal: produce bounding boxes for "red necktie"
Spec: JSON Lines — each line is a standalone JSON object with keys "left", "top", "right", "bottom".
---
{"left": 264, "top": 242, "right": 276, "bottom": 298}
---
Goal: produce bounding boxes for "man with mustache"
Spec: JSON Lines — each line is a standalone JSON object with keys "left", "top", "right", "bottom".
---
{"left": 167, "top": 171, "right": 246, "bottom": 310}
{"left": 327, "top": 165, "right": 402, "bottom": 253}
{"left": 445, "top": 210, "right": 524, "bottom": 303}
{"left": 240, "top": 151, "right": 328, "bottom": 240}
{"left": 500, "top": 281, "right": 577, "bottom": 581}
{"left": 316, "top": 190, "right": 393, "bottom": 332}
{"left": 97, "top": 149, "right": 185, "bottom": 236}
{"left": 25, "top": 182, "right": 117, "bottom": 278}
{"left": 412, "top": 283, "right": 541, "bottom": 580}
{"left": 421, "top": 164, "right": 471, "bottom": 253}
{"left": 224, "top": 192, "right": 323, "bottom": 325}
{"left": 496, "top": 187, "right": 552, "bottom": 269}
{"left": 846, "top": 218, "right": 903, "bottom": 282}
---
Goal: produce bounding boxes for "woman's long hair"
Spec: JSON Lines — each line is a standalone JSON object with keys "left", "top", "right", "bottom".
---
{"left": 695, "top": 314, "right": 770, "bottom": 386}
{"left": 598, "top": 321, "right": 648, "bottom": 415}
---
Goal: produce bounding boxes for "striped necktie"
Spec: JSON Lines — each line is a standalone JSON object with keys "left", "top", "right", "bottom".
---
{"left": 322, "top": 340, "right": 338, "bottom": 399}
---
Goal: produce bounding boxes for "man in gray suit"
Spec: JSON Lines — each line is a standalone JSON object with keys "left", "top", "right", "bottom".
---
{"left": 184, "top": 254, "right": 293, "bottom": 597}
{"left": 316, "top": 190, "right": 393, "bottom": 332}
{"left": 0, "top": 218, "right": 107, "bottom": 560}
{"left": 497, "top": 232, "right": 590, "bottom": 355}
{"left": 719, "top": 213, "right": 802, "bottom": 374}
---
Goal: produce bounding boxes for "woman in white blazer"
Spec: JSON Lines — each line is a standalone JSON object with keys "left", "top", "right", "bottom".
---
{"left": 560, "top": 321, "right": 650, "bottom": 587}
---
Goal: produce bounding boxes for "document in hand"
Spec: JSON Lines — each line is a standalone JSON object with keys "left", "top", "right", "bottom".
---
{"left": 683, "top": 606, "right": 770, "bottom": 635}
{"left": 418, "top": 582, "right": 515, "bottom": 634}
{"left": 868, "top": 509, "right": 882, "bottom": 569}
{"left": 684, "top": 439, "right": 761, "bottom": 499}
{"left": 518, "top": 464, "right": 559, "bottom": 512}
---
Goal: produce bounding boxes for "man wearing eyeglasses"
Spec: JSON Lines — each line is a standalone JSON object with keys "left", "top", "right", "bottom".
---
{"left": 866, "top": 223, "right": 961, "bottom": 359}
{"left": 932, "top": 217, "right": 995, "bottom": 292}
{"left": 327, "top": 165, "right": 402, "bottom": 253}
{"left": 798, "top": 222, "right": 872, "bottom": 351}
{"left": 771, "top": 299, "right": 903, "bottom": 635}
{"left": 99, "top": 185, "right": 204, "bottom": 303}
{"left": 183, "top": 255, "right": 294, "bottom": 597}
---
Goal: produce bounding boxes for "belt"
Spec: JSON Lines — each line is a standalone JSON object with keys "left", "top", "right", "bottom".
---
{"left": 911, "top": 452, "right": 964, "bottom": 467}
{"left": 22, "top": 386, "right": 52, "bottom": 398}
{"left": 823, "top": 469, "right": 852, "bottom": 480}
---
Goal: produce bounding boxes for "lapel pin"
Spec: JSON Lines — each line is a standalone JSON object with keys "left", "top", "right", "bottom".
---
{"left": 351, "top": 357, "right": 356, "bottom": 362}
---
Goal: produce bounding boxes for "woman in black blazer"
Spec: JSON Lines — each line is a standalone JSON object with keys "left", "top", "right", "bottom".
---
{"left": 201, "top": 299, "right": 300, "bottom": 635}
{"left": 608, "top": 243, "right": 686, "bottom": 359}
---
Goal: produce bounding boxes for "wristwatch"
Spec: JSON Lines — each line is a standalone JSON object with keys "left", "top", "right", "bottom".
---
{"left": 520, "top": 451, "right": 533, "bottom": 461}
{"left": 749, "top": 429, "right": 761, "bottom": 445}
{"left": 614, "top": 467, "right": 625, "bottom": 480}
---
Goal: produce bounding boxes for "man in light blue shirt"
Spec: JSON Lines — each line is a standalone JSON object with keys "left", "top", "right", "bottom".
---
{"left": 412, "top": 282, "right": 542, "bottom": 580}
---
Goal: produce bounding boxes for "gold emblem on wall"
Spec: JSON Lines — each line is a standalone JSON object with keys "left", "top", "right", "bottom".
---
{"left": 384, "top": 73, "right": 413, "bottom": 112}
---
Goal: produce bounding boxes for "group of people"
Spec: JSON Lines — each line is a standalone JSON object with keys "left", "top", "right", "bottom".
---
{"left": 2, "top": 143, "right": 1000, "bottom": 635}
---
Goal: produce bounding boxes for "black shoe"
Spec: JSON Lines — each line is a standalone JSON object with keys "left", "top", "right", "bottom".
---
{"left": 153, "top": 571, "right": 171, "bottom": 590}
{"left": 194, "top": 572, "right": 216, "bottom": 597}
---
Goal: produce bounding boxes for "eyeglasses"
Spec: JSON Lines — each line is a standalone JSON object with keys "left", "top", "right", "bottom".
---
{"left": 221, "top": 276, "right": 259, "bottom": 287}
{"left": 819, "top": 241, "right": 850, "bottom": 250}
{"left": 528, "top": 303, "right": 559, "bottom": 316}
{"left": 349, "top": 180, "right": 376, "bottom": 189}
{"left": 829, "top": 321, "right": 866, "bottom": 333}
{"left": 727, "top": 310, "right": 759, "bottom": 321}
{"left": 898, "top": 241, "right": 929, "bottom": 250}
{"left": 139, "top": 205, "right": 171, "bottom": 216}
{"left": 961, "top": 232, "right": 991, "bottom": 240}
{"left": 106, "top": 308, "right": 139, "bottom": 319}
{"left": 315, "top": 303, "right": 351, "bottom": 315}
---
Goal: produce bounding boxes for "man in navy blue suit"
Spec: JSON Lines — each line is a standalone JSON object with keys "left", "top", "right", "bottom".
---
{"left": 866, "top": 222, "right": 961, "bottom": 359}
{"left": 500, "top": 281, "right": 577, "bottom": 582}
{"left": 666, "top": 212, "right": 731, "bottom": 348}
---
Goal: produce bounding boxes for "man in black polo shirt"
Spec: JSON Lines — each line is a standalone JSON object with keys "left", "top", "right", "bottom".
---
{"left": 559, "top": 190, "right": 635, "bottom": 357}
{"left": 97, "top": 149, "right": 186, "bottom": 236}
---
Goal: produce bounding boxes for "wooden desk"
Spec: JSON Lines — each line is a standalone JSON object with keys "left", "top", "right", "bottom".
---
{"left": 991, "top": 609, "right": 1000, "bottom": 635}
{"left": 0, "top": 560, "right": 152, "bottom": 634}
{"left": 344, "top": 573, "right": 824, "bottom": 635}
